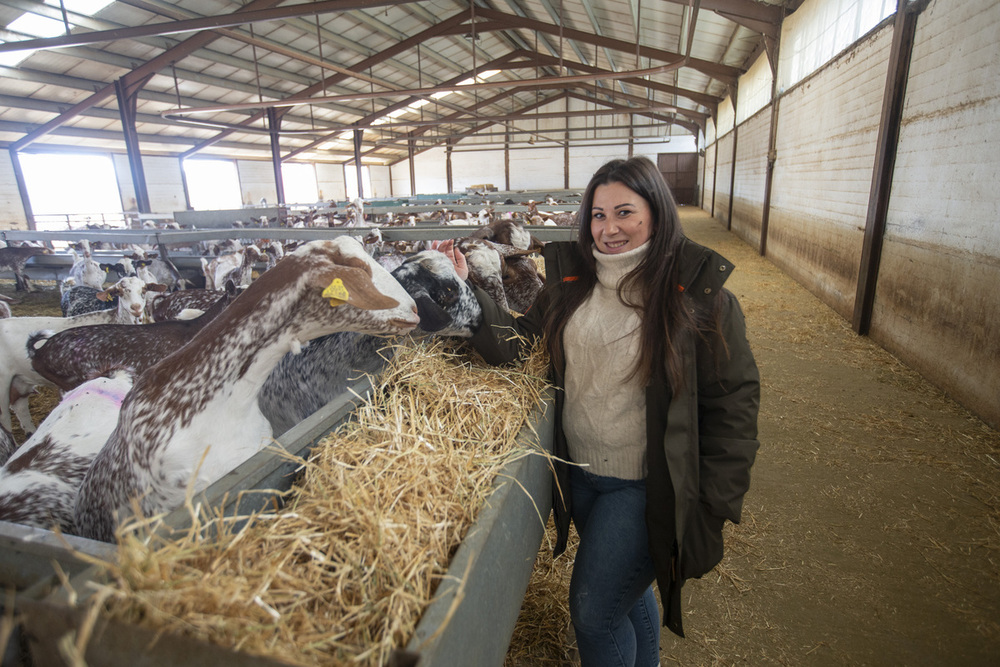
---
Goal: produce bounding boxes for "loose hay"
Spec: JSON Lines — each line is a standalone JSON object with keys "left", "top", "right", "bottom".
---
{"left": 75, "top": 336, "right": 551, "bottom": 666}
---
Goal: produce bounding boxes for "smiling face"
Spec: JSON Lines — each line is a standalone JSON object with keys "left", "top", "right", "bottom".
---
{"left": 589, "top": 181, "right": 654, "bottom": 254}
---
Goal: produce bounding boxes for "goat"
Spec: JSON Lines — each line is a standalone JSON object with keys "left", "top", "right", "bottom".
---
{"left": 455, "top": 239, "right": 509, "bottom": 312}
{"left": 73, "top": 237, "right": 421, "bottom": 542}
{"left": 200, "top": 245, "right": 261, "bottom": 290}
{"left": 148, "top": 288, "right": 229, "bottom": 322}
{"left": 28, "top": 283, "right": 238, "bottom": 393}
{"left": 0, "top": 423, "right": 16, "bottom": 466}
{"left": 0, "top": 371, "right": 134, "bottom": 531}
{"left": 259, "top": 250, "right": 482, "bottom": 435}
{"left": 69, "top": 248, "right": 106, "bottom": 290}
{"left": 62, "top": 274, "right": 167, "bottom": 323}
{"left": 501, "top": 253, "right": 545, "bottom": 314}
{"left": 0, "top": 277, "right": 160, "bottom": 433}
{"left": 0, "top": 245, "right": 52, "bottom": 292}
{"left": 467, "top": 217, "right": 542, "bottom": 252}
{"left": 60, "top": 280, "right": 116, "bottom": 318}
{"left": 454, "top": 238, "right": 543, "bottom": 314}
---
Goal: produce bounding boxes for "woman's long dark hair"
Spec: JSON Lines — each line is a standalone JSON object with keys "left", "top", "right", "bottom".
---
{"left": 541, "top": 156, "right": 694, "bottom": 388}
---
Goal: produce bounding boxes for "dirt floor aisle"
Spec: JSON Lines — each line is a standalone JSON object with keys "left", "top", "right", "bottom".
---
{"left": 507, "top": 207, "right": 1000, "bottom": 666}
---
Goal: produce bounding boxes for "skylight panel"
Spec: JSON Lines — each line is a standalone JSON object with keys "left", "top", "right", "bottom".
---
{"left": 0, "top": 0, "right": 114, "bottom": 67}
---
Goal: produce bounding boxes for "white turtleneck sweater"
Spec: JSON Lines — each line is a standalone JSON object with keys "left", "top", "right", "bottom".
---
{"left": 562, "top": 243, "right": 649, "bottom": 480}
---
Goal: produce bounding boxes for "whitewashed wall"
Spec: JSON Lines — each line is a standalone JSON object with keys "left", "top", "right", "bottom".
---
{"left": 236, "top": 160, "right": 278, "bottom": 206}
{"left": 143, "top": 155, "right": 186, "bottom": 213}
{"left": 315, "top": 163, "right": 346, "bottom": 202}
{"left": 449, "top": 149, "right": 507, "bottom": 192}
{"left": 111, "top": 154, "right": 137, "bottom": 212}
{"left": 0, "top": 151, "right": 28, "bottom": 229}
{"left": 702, "top": 142, "right": 717, "bottom": 215}
{"left": 368, "top": 165, "right": 391, "bottom": 198}
{"left": 730, "top": 107, "right": 770, "bottom": 247}
{"left": 870, "top": 0, "right": 1000, "bottom": 427}
{"left": 713, "top": 132, "right": 734, "bottom": 224}
{"left": 765, "top": 23, "right": 891, "bottom": 318}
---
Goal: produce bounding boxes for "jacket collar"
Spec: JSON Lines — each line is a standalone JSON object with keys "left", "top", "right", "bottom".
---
{"left": 543, "top": 238, "right": 734, "bottom": 299}
{"left": 677, "top": 236, "right": 733, "bottom": 299}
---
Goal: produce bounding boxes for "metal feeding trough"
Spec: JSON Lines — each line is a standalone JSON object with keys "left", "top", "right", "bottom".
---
{"left": 9, "top": 375, "right": 555, "bottom": 667}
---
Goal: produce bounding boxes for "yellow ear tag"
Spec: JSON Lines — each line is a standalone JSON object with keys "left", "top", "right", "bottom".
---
{"left": 322, "top": 278, "right": 350, "bottom": 307}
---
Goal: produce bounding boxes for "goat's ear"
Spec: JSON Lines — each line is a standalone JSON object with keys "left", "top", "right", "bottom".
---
{"left": 96, "top": 290, "right": 113, "bottom": 302}
{"left": 146, "top": 283, "right": 168, "bottom": 293}
{"left": 315, "top": 266, "right": 399, "bottom": 311}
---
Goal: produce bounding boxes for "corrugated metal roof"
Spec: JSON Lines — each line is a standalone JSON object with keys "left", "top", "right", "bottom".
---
{"left": 0, "top": 0, "right": 793, "bottom": 164}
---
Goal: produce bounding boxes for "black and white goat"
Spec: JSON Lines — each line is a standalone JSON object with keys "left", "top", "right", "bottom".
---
{"left": 74, "top": 237, "right": 421, "bottom": 542}
{"left": 258, "top": 249, "right": 483, "bottom": 435}
{"left": 147, "top": 288, "right": 229, "bottom": 322}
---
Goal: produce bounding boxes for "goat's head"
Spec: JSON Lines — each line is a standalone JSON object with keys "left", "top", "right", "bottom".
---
{"left": 228, "top": 237, "right": 420, "bottom": 341}
{"left": 98, "top": 276, "right": 167, "bottom": 324}
{"left": 391, "top": 250, "right": 482, "bottom": 337}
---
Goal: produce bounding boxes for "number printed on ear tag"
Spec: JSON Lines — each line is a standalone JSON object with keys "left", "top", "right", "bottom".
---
{"left": 322, "top": 278, "right": 350, "bottom": 306}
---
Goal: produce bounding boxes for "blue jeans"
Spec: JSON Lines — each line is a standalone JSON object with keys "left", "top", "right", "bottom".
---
{"left": 569, "top": 466, "right": 660, "bottom": 667}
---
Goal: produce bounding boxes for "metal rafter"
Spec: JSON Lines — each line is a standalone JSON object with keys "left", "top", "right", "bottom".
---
{"left": 440, "top": 7, "right": 742, "bottom": 85}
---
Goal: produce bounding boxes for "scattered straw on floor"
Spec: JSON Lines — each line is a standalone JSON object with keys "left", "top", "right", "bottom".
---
{"left": 74, "top": 337, "right": 550, "bottom": 667}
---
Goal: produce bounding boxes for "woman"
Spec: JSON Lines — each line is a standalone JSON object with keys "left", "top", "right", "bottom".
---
{"left": 445, "top": 156, "right": 759, "bottom": 666}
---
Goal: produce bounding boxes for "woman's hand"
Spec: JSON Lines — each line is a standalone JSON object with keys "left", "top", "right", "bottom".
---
{"left": 433, "top": 239, "right": 469, "bottom": 281}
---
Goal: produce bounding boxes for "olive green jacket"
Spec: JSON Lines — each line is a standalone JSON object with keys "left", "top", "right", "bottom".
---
{"left": 469, "top": 238, "right": 760, "bottom": 637}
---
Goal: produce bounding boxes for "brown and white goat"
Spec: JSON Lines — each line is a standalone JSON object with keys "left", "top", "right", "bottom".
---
{"left": 74, "top": 237, "right": 420, "bottom": 542}
{"left": 29, "top": 283, "right": 238, "bottom": 393}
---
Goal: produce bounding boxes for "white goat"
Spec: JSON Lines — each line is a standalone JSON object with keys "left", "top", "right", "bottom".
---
{"left": 74, "top": 237, "right": 420, "bottom": 542}
{"left": 0, "top": 276, "right": 161, "bottom": 433}
{"left": 0, "top": 371, "right": 134, "bottom": 531}
{"left": 68, "top": 244, "right": 106, "bottom": 290}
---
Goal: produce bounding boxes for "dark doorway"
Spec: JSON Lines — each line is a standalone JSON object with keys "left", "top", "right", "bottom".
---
{"left": 657, "top": 153, "right": 699, "bottom": 206}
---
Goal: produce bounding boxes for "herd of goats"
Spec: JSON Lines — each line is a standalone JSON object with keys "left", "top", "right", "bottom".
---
{"left": 0, "top": 210, "right": 559, "bottom": 543}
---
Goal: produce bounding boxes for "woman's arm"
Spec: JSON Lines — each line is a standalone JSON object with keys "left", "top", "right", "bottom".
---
{"left": 695, "top": 290, "right": 761, "bottom": 524}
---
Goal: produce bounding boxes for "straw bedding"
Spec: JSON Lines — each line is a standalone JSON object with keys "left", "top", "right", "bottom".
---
{"left": 73, "top": 336, "right": 551, "bottom": 666}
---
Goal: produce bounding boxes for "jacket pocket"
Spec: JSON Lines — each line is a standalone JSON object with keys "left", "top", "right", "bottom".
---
{"left": 680, "top": 501, "right": 726, "bottom": 580}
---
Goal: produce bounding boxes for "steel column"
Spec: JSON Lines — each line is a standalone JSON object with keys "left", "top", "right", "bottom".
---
{"left": 352, "top": 129, "right": 365, "bottom": 199}
{"left": 267, "top": 107, "right": 285, "bottom": 206}
{"left": 8, "top": 149, "right": 35, "bottom": 230}
{"left": 114, "top": 78, "right": 151, "bottom": 214}
{"left": 853, "top": 2, "right": 923, "bottom": 335}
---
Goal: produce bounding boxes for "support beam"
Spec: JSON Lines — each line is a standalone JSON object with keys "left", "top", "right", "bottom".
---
{"left": 353, "top": 129, "right": 365, "bottom": 199}
{"left": 183, "top": 10, "right": 471, "bottom": 157}
{"left": 0, "top": 0, "right": 423, "bottom": 54}
{"left": 267, "top": 108, "right": 285, "bottom": 206}
{"left": 114, "top": 77, "right": 151, "bottom": 214}
{"left": 853, "top": 2, "right": 923, "bottom": 335}
{"left": 8, "top": 149, "right": 35, "bottom": 230}
{"left": 408, "top": 136, "right": 416, "bottom": 196}
{"left": 664, "top": 0, "right": 782, "bottom": 39}
{"left": 759, "top": 52, "right": 781, "bottom": 256}
{"left": 504, "top": 129, "right": 511, "bottom": 191}
{"left": 445, "top": 140, "right": 454, "bottom": 194}
{"left": 449, "top": 7, "right": 743, "bottom": 85}
{"left": 727, "top": 84, "right": 738, "bottom": 230}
